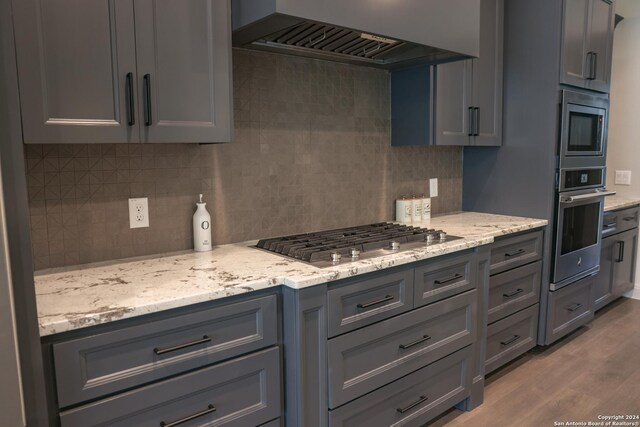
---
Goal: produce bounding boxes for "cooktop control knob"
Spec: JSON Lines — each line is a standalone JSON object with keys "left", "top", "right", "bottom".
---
{"left": 350, "top": 248, "right": 360, "bottom": 259}
{"left": 330, "top": 252, "right": 342, "bottom": 263}
{"left": 439, "top": 231, "right": 447, "bottom": 240}
{"left": 426, "top": 234, "right": 435, "bottom": 244}
{"left": 390, "top": 241, "right": 400, "bottom": 251}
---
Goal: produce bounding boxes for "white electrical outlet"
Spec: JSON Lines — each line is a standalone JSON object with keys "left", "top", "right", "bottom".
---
{"left": 615, "top": 170, "right": 632, "bottom": 186}
{"left": 128, "top": 197, "right": 149, "bottom": 228}
{"left": 429, "top": 178, "right": 438, "bottom": 198}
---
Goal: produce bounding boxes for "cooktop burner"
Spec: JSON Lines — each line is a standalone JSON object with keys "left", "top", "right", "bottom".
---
{"left": 255, "top": 222, "right": 461, "bottom": 268}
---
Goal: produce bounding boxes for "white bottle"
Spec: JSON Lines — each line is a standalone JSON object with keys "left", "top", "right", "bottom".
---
{"left": 421, "top": 195, "right": 431, "bottom": 226}
{"left": 193, "top": 194, "right": 212, "bottom": 252}
{"left": 412, "top": 195, "right": 422, "bottom": 225}
{"left": 395, "top": 196, "right": 413, "bottom": 224}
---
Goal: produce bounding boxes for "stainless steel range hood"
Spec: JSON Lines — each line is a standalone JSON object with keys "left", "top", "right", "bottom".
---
{"left": 232, "top": 0, "right": 480, "bottom": 69}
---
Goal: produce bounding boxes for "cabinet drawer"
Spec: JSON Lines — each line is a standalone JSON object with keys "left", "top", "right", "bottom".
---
{"left": 54, "top": 295, "right": 277, "bottom": 407}
{"left": 485, "top": 304, "right": 538, "bottom": 374}
{"left": 329, "top": 346, "right": 472, "bottom": 427}
{"left": 602, "top": 211, "right": 619, "bottom": 238}
{"left": 488, "top": 261, "right": 541, "bottom": 324}
{"left": 490, "top": 230, "right": 543, "bottom": 275}
{"left": 616, "top": 206, "right": 639, "bottom": 233}
{"left": 328, "top": 269, "right": 414, "bottom": 337}
{"left": 546, "top": 276, "right": 594, "bottom": 344}
{"left": 414, "top": 250, "right": 475, "bottom": 308}
{"left": 60, "top": 346, "right": 281, "bottom": 427}
{"left": 327, "top": 290, "right": 476, "bottom": 408}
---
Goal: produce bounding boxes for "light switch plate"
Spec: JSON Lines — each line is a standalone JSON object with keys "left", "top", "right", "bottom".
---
{"left": 615, "top": 170, "right": 632, "bottom": 186}
{"left": 129, "top": 197, "right": 149, "bottom": 228}
{"left": 429, "top": 178, "right": 438, "bottom": 198}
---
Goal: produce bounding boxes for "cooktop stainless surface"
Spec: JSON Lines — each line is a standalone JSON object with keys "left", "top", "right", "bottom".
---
{"left": 255, "top": 222, "right": 461, "bottom": 268}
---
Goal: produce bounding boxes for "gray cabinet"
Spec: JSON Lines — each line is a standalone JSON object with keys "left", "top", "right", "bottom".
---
{"left": 546, "top": 275, "right": 595, "bottom": 344}
{"left": 595, "top": 206, "right": 638, "bottom": 311}
{"left": 485, "top": 304, "right": 538, "bottom": 374}
{"left": 434, "top": 0, "right": 503, "bottom": 146}
{"left": 560, "top": 0, "right": 614, "bottom": 93}
{"left": 12, "top": 0, "right": 232, "bottom": 144}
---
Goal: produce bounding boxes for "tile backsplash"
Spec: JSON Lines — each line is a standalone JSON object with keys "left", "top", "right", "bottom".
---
{"left": 25, "top": 49, "right": 462, "bottom": 270}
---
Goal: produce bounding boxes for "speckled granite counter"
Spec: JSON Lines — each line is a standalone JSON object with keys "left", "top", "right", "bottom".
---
{"left": 35, "top": 212, "right": 547, "bottom": 336}
{"left": 604, "top": 195, "right": 640, "bottom": 212}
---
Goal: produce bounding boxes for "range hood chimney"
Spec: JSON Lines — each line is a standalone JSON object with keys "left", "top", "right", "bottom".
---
{"left": 232, "top": 0, "right": 480, "bottom": 69}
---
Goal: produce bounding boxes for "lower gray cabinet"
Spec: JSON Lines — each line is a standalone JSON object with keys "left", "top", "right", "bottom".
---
{"left": 59, "top": 347, "right": 281, "bottom": 427}
{"left": 414, "top": 250, "right": 475, "bottom": 307}
{"left": 594, "top": 235, "right": 616, "bottom": 311}
{"left": 546, "top": 275, "right": 595, "bottom": 344}
{"left": 328, "top": 346, "right": 473, "bottom": 427}
{"left": 611, "top": 228, "right": 638, "bottom": 297}
{"left": 485, "top": 304, "right": 538, "bottom": 374}
{"left": 327, "top": 290, "right": 476, "bottom": 408}
{"left": 487, "top": 260, "right": 541, "bottom": 324}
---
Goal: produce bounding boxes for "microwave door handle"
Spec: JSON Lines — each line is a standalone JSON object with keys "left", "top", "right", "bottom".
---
{"left": 560, "top": 190, "right": 616, "bottom": 204}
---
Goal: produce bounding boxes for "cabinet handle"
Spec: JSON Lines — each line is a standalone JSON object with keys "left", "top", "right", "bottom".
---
{"left": 399, "top": 334, "right": 431, "bottom": 350}
{"left": 396, "top": 395, "right": 428, "bottom": 414}
{"left": 160, "top": 404, "right": 216, "bottom": 427}
{"left": 616, "top": 241, "right": 625, "bottom": 263}
{"left": 143, "top": 73, "right": 152, "bottom": 126}
{"left": 591, "top": 52, "right": 598, "bottom": 80}
{"left": 586, "top": 52, "right": 594, "bottom": 80}
{"left": 356, "top": 294, "right": 394, "bottom": 309}
{"left": 500, "top": 334, "right": 520, "bottom": 346}
{"left": 567, "top": 303, "right": 583, "bottom": 312}
{"left": 473, "top": 107, "right": 480, "bottom": 136}
{"left": 504, "top": 248, "right": 525, "bottom": 258}
{"left": 125, "top": 72, "right": 135, "bottom": 126}
{"left": 503, "top": 288, "right": 524, "bottom": 298}
{"left": 468, "top": 107, "right": 474, "bottom": 137}
{"left": 153, "top": 335, "right": 211, "bottom": 355}
{"left": 434, "top": 273, "right": 463, "bottom": 285}
{"left": 603, "top": 222, "right": 617, "bottom": 228}
{"left": 623, "top": 216, "right": 636, "bottom": 221}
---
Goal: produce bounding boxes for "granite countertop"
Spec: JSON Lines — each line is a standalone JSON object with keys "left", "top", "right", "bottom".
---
{"left": 604, "top": 195, "right": 640, "bottom": 212}
{"left": 35, "top": 211, "right": 548, "bottom": 336}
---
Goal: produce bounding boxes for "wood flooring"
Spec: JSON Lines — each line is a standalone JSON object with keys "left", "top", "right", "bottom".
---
{"left": 428, "top": 297, "right": 640, "bottom": 427}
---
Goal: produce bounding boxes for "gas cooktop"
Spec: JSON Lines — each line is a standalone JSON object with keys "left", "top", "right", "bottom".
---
{"left": 255, "top": 222, "right": 461, "bottom": 268}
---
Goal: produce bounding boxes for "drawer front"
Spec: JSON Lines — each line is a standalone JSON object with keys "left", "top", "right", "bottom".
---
{"left": 328, "top": 269, "right": 414, "bottom": 338}
{"left": 485, "top": 304, "right": 538, "bottom": 374}
{"left": 490, "top": 230, "right": 543, "bottom": 275}
{"left": 327, "top": 290, "right": 476, "bottom": 408}
{"left": 602, "top": 211, "right": 619, "bottom": 238}
{"left": 60, "top": 346, "right": 281, "bottom": 427}
{"left": 329, "top": 346, "right": 472, "bottom": 427}
{"left": 616, "top": 206, "right": 639, "bottom": 233}
{"left": 54, "top": 295, "right": 278, "bottom": 407}
{"left": 487, "top": 261, "right": 541, "bottom": 324}
{"left": 546, "top": 276, "right": 594, "bottom": 344}
{"left": 414, "top": 250, "right": 475, "bottom": 308}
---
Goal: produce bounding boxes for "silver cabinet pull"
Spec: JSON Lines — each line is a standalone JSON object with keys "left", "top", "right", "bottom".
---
{"left": 154, "top": 335, "right": 211, "bottom": 355}
{"left": 160, "top": 404, "right": 216, "bottom": 427}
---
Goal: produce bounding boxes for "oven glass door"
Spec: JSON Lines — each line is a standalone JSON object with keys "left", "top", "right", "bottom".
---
{"left": 563, "top": 104, "right": 606, "bottom": 156}
{"left": 553, "top": 192, "right": 605, "bottom": 288}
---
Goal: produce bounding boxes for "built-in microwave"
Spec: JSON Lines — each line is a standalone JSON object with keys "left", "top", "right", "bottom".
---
{"left": 559, "top": 89, "right": 609, "bottom": 169}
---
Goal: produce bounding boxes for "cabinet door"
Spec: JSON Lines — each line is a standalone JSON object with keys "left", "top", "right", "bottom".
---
{"left": 612, "top": 229, "right": 638, "bottom": 297}
{"left": 473, "top": 0, "right": 503, "bottom": 147}
{"left": 434, "top": 59, "right": 473, "bottom": 146}
{"left": 586, "top": 0, "right": 614, "bottom": 92}
{"left": 593, "top": 235, "right": 615, "bottom": 311}
{"left": 12, "top": 0, "right": 139, "bottom": 144}
{"left": 134, "top": 0, "right": 232, "bottom": 143}
{"left": 560, "top": 0, "right": 590, "bottom": 88}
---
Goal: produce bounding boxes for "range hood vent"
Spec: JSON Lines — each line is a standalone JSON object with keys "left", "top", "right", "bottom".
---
{"left": 232, "top": 0, "right": 480, "bottom": 69}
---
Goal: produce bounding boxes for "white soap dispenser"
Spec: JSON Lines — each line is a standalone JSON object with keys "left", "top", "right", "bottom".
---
{"left": 193, "top": 194, "right": 212, "bottom": 252}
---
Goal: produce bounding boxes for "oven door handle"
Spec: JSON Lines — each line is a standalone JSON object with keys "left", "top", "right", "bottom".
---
{"left": 560, "top": 190, "right": 616, "bottom": 204}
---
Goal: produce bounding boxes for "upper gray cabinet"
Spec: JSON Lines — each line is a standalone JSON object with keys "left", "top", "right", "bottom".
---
{"left": 560, "top": 0, "right": 614, "bottom": 93}
{"left": 434, "top": 0, "right": 504, "bottom": 146}
{"left": 12, "top": 0, "right": 232, "bottom": 144}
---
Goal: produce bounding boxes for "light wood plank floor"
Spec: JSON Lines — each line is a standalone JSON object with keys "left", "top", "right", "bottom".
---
{"left": 428, "top": 297, "right": 640, "bottom": 427}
